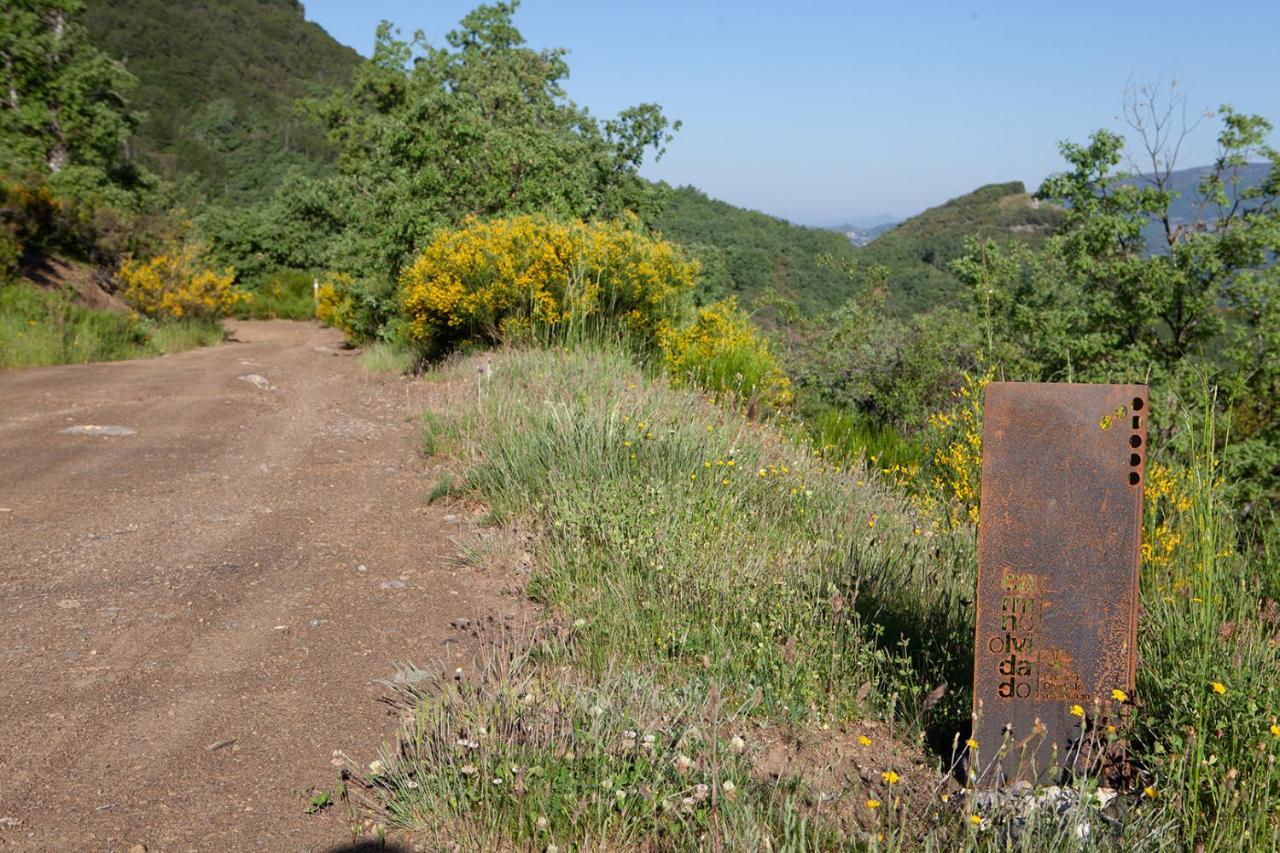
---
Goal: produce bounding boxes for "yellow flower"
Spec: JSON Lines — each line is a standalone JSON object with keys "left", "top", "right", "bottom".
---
{"left": 858, "top": 735, "right": 872, "bottom": 746}
{"left": 965, "top": 738, "right": 979, "bottom": 749}
{"left": 881, "top": 770, "right": 899, "bottom": 785}
{"left": 969, "top": 814, "right": 982, "bottom": 826}
{"left": 721, "top": 478, "right": 730, "bottom": 486}
{"left": 866, "top": 799, "right": 881, "bottom": 810}
{"left": 1143, "top": 786, "right": 1158, "bottom": 799}
{"left": 1111, "top": 689, "right": 1128, "bottom": 702}
{"left": 1269, "top": 724, "right": 1280, "bottom": 738}
{"left": 1069, "top": 704, "right": 1085, "bottom": 717}
{"left": 1211, "top": 682, "right": 1227, "bottom": 695}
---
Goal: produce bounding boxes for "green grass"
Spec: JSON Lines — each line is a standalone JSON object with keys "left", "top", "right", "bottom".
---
{"left": 0, "top": 281, "right": 224, "bottom": 368}
{"left": 350, "top": 344, "right": 1280, "bottom": 850}
{"left": 356, "top": 340, "right": 415, "bottom": 375}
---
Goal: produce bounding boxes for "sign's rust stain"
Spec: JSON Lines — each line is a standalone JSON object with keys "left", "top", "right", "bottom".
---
{"left": 972, "top": 382, "right": 1146, "bottom": 784}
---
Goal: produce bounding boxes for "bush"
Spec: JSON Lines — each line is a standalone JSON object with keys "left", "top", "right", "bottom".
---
{"left": 234, "top": 269, "right": 315, "bottom": 320}
{"left": 315, "top": 272, "right": 400, "bottom": 344}
{"left": 117, "top": 242, "right": 243, "bottom": 320}
{"left": 658, "top": 297, "right": 791, "bottom": 413}
{"left": 397, "top": 215, "right": 699, "bottom": 357}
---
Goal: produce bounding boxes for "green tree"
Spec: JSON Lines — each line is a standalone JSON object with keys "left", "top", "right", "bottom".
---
{"left": 303, "top": 1, "right": 679, "bottom": 278}
{"left": 0, "top": 0, "right": 143, "bottom": 198}
{"left": 954, "top": 84, "right": 1280, "bottom": 508}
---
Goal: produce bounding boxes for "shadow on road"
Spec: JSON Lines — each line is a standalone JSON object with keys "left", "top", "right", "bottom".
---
{"left": 322, "top": 842, "right": 413, "bottom": 853}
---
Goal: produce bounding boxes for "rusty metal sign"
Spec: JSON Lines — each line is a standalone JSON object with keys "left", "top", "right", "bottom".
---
{"left": 972, "top": 382, "right": 1147, "bottom": 784}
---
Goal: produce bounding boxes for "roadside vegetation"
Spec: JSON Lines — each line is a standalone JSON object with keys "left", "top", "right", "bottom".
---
{"left": 0, "top": 280, "right": 223, "bottom": 368}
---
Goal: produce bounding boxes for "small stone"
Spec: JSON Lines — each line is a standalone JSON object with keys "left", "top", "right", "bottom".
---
{"left": 60, "top": 424, "right": 136, "bottom": 436}
{"left": 450, "top": 618, "right": 472, "bottom": 630}
{"left": 56, "top": 599, "right": 81, "bottom": 610}
{"left": 128, "top": 845, "right": 147, "bottom": 853}
{"left": 379, "top": 579, "right": 406, "bottom": 590}
{"left": 238, "top": 374, "right": 271, "bottom": 391}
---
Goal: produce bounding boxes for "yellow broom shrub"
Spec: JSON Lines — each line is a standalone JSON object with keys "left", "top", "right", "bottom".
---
{"left": 118, "top": 243, "right": 243, "bottom": 320}
{"left": 658, "top": 297, "right": 791, "bottom": 413}
{"left": 397, "top": 214, "right": 699, "bottom": 354}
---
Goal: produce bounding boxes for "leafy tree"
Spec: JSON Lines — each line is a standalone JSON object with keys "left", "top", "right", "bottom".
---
{"left": 303, "top": 2, "right": 679, "bottom": 278}
{"left": 954, "top": 86, "right": 1280, "bottom": 509}
{"left": 0, "top": 0, "right": 144, "bottom": 201}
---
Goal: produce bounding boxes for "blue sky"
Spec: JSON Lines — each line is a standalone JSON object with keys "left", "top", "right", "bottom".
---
{"left": 302, "top": 1, "right": 1280, "bottom": 226}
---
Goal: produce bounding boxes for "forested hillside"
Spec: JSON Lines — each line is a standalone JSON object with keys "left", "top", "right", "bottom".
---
{"left": 84, "top": 0, "right": 360, "bottom": 204}
{"left": 858, "top": 181, "right": 1062, "bottom": 314}
{"left": 653, "top": 185, "right": 861, "bottom": 315}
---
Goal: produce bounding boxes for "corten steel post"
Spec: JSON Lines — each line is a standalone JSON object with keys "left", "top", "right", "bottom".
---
{"left": 971, "top": 382, "right": 1147, "bottom": 784}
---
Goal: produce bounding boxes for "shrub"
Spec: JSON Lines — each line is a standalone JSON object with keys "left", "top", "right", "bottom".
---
{"left": 117, "top": 242, "right": 243, "bottom": 320}
{"left": 658, "top": 297, "right": 791, "bottom": 413}
{"left": 233, "top": 269, "right": 315, "bottom": 320}
{"left": 397, "top": 214, "right": 698, "bottom": 357}
{"left": 316, "top": 272, "right": 399, "bottom": 344}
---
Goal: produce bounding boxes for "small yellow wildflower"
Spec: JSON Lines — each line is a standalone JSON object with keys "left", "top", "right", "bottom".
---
{"left": 1069, "top": 704, "right": 1085, "bottom": 718}
{"left": 1269, "top": 724, "right": 1280, "bottom": 738}
{"left": 1111, "top": 689, "right": 1128, "bottom": 702}
{"left": 965, "top": 738, "right": 979, "bottom": 749}
{"left": 1211, "top": 682, "right": 1227, "bottom": 695}
{"left": 969, "top": 814, "right": 982, "bottom": 826}
{"left": 866, "top": 799, "right": 881, "bottom": 810}
{"left": 881, "top": 770, "right": 899, "bottom": 785}
{"left": 1143, "top": 786, "right": 1158, "bottom": 799}
{"left": 858, "top": 735, "right": 872, "bottom": 746}
{"left": 721, "top": 478, "right": 730, "bottom": 486}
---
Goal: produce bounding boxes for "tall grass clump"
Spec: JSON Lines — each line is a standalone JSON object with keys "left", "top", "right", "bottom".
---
{"left": 1127, "top": 398, "right": 1280, "bottom": 849}
{"left": 0, "top": 281, "right": 223, "bottom": 367}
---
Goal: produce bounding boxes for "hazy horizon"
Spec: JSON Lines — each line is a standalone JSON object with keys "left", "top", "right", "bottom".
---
{"left": 302, "top": 0, "right": 1280, "bottom": 227}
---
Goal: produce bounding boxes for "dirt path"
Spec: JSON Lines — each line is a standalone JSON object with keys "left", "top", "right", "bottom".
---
{"left": 0, "top": 321, "right": 500, "bottom": 851}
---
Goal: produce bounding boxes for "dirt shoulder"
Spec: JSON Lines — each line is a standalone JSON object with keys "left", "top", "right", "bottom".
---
{"left": 0, "top": 320, "right": 509, "bottom": 850}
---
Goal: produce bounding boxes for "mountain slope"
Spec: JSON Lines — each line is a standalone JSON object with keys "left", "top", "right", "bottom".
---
{"left": 856, "top": 181, "right": 1061, "bottom": 315}
{"left": 84, "top": 0, "right": 360, "bottom": 205}
{"left": 653, "top": 185, "right": 862, "bottom": 315}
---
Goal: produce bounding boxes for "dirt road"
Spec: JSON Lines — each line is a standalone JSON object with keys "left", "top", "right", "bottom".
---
{"left": 0, "top": 321, "right": 497, "bottom": 850}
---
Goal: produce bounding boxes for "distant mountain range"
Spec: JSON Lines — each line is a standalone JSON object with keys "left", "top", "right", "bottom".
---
{"left": 835, "top": 221, "right": 898, "bottom": 247}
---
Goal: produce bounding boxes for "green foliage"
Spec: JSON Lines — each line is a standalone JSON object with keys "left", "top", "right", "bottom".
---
{"left": 858, "top": 181, "right": 1061, "bottom": 316}
{"left": 0, "top": 280, "right": 222, "bottom": 367}
{"left": 653, "top": 185, "right": 861, "bottom": 315}
{"left": 0, "top": 0, "right": 143, "bottom": 189}
{"left": 232, "top": 269, "right": 315, "bottom": 320}
{"left": 947, "top": 104, "right": 1280, "bottom": 509}
{"left": 82, "top": 0, "right": 359, "bottom": 206}
{"left": 0, "top": 1, "right": 166, "bottom": 271}
{"left": 301, "top": 3, "right": 678, "bottom": 279}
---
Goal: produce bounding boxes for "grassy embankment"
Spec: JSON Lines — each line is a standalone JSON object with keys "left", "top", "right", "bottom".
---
{"left": 0, "top": 282, "right": 224, "bottom": 368}
{"left": 343, "top": 343, "right": 1280, "bottom": 850}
